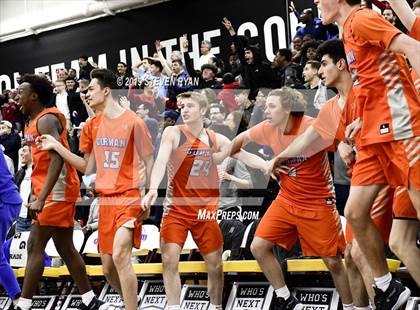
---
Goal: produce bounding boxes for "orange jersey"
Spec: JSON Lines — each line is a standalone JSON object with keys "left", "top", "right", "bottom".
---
{"left": 409, "top": 18, "right": 420, "bottom": 94}
{"left": 409, "top": 16, "right": 420, "bottom": 41}
{"left": 79, "top": 110, "right": 154, "bottom": 195}
{"left": 393, "top": 186, "right": 417, "bottom": 219}
{"left": 164, "top": 125, "right": 220, "bottom": 219}
{"left": 24, "top": 108, "right": 79, "bottom": 202}
{"left": 249, "top": 117, "right": 335, "bottom": 208}
{"left": 411, "top": 71, "right": 420, "bottom": 94}
{"left": 343, "top": 8, "right": 420, "bottom": 146}
{"left": 312, "top": 89, "right": 358, "bottom": 146}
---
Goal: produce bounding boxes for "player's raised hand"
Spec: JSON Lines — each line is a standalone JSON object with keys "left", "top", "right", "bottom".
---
{"left": 36, "top": 134, "right": 60, "bottom": 151}
{"left": 345, "top": 117, "right": 362, "bottom": 143}
{"left": 141, "top": 189, "right": 158, "bottom": 211}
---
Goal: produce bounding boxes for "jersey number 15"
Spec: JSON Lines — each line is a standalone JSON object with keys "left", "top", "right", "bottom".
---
{"left": 103, "top": 150, "right": 120, "bottom": 169}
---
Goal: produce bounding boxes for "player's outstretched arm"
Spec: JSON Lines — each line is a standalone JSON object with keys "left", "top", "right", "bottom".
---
{"left": 215, "top": 132, "right": 266, "bottom": 171}
{"left": 388, "top": 0, "right": 416, "bottom": 31}
{"left": 213, "top": 130, "right": 253, "bottom": 165}
{"left": 279, "top": 126, "right": 326, "bottom": 159}
{"left": 268, "top": 125, "right": 331, "bottom": 173}
{"left": 389, "top": 34, "right": 420, "bottom": 77}
{"left": 37, "top": 134, "right": 90, "bottom": 173}
{"left": 141, "top": 126, "right": 176, "bottom": 210}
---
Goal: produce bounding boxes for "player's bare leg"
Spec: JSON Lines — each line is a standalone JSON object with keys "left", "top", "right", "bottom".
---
{"left": 20, "top": 223, "right": 54, "bottom": 299}
{"left": 344, "top": 185, "right": 389, "bottom": 278}
{"left": 407, "top": 184, "right": 420, "bottom": 220}
{"left": 344, "top": 245, "right": 370, "bottom": 308}
{"left": 251, "top": 236, "right": 302, "bottom": 308}
{"left": 52, "top": 227, "right": 91, "bottom": 293}
{"left": 349, "top": 241, "right": 374, "bottom": 302}
{"left": 161, "top": 240, "right": 182, "bottom": 306}
{"left": 101, "top": 254, "right": 123, "bottom": 296}
{"left": 203, "top": 248, "right": 223, "bottom": 307}
{"left": 112, "top": 226, "right": 138, "bottom": 310}
{"left": 251, "top": 237, "right": 286, "bottom": 288}
{"left": 389, "top": 219, "right": 420, "bottom": 286}
{"left": 345, "top": 184, "right": 410, "bottom": 304}
{"left": 322, "top": 254, "right": 353, "bottom": 305}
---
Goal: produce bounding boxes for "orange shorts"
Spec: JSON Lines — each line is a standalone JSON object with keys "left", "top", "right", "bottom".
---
{"left": 352, "top": 137, "right": 420, "bottom": 189}
{"left": 37, "top": 200, "right": 75, "bottom": 228}
{"left": 255, "top": 197, "right": 346, "bottom": 257}
{"left": 393, "top": 186, "right": 418, "bottom": 220}
{"left": 345, "top": 186, "right": 393, "bottom": 244}
{"left": 98, "top": 189, "right": 143, "bottom": 255}
{"left": 160, "top": 215, "right": 223, "bottom": 255}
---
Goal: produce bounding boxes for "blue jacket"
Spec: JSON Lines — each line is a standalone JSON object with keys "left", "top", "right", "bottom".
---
{"left": 0, "top": 147, "right": 22, "bottom": 205}
{"left": 295, "top": 18, "right": 338, "bottom": 41}
{"left": 167, "top": 70, "right": 193, "bottom": 101}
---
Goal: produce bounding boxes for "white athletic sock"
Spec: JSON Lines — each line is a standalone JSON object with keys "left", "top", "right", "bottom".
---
{"left": 343, "top": 303, "right": 354, "bottom": 310}
{"left": 275, "top": 286, "right": 291, "bottom": 299}
{"left": 209, "top": 304, "right": 223, "bottom": 310}
{"left": 166, "top": 305, "right": 180, "bottom": 310}
{"left": 374, "top": 273, "right": 392, "bottom": 292}
{"left": 354, "top": 306, "right": 372, "bottom": 310}
{"left": 81, "top": 290, "right": 95, "bottom": 306}
{"left": 16, "top": 297, "right": 32, "bottom": 310}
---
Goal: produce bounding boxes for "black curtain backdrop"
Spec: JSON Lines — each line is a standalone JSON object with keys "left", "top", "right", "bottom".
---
{"left": 0, "top": 0, "right": 317, "bottom": 91}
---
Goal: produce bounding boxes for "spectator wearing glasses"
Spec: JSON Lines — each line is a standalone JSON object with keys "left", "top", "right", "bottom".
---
{"left": 208, "top": 103, "right": 233, "bottom": 139}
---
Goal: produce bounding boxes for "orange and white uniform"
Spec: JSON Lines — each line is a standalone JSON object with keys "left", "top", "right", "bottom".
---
{"left": 409, "top": 16, "right": 420, "bottom": 41}
{"left": 24, "top": 108, "right": 80, "bottom": 227}
{"left": 345, "top": 186, "right": 394, "bottom": 244}
{"left": 409, "top": 17, "right": 420, "bottom": 94}
{"left": 250, "top": 117, "right": 345, "bottom": 257}
{"left": 313, "top": 93, "right": 393, "bottom": 243}
{"left": 393, "top": 186, "right": 418, "bottom": 220}
{"left": 160, "top": 125, "right": 223, "bottom": 255}
{"left": 80, "top": 109, "right": 154, "bottom": 254}
{"left": 343, "top": 8, "right": 420, "bottom": 189}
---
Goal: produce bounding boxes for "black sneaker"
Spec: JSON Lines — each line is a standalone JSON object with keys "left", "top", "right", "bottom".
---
{"left": 416, "top": 227, "right": 420, "bottom": 250}
{"left": 79, "top": 297, "right": 110, "bottom": 310}
{"left": 373, "top": 278, "right": 411, "bottom": 310}
{"left": 272, "top": 295, "right": 303, "bottom": 310}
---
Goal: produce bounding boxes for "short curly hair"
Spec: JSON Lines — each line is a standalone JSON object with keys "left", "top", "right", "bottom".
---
{"left": 20, "top": 74, "right": 53, "bottom": 105}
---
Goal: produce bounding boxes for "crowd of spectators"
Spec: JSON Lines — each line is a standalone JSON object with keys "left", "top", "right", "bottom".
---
{"left": 2, "top": 0, "right": 417, "bottom": 264}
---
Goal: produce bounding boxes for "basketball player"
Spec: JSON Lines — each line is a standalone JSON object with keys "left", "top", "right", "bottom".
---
{"left": 216, "top": 87, "right": 353, "bottom": 310}
{"left": 37, "top": 69, "right": 154, "bottom": 310}
{"left": 313, "top": 0, "right": 419, "bottom": 306}
{"left": 267, "top": 39, "right": 399, "bottom": 305}
{"left": 141, "top": 91, "right": 264, "bottom": 310}
{"left": 15, "top": 74, "right": 106, "bottom": 310}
